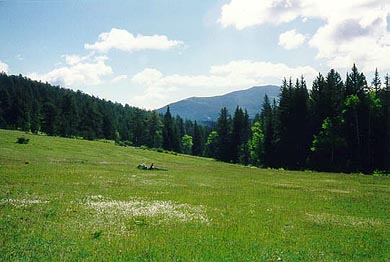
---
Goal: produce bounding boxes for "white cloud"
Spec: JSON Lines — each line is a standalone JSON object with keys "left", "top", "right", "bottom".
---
{"left": 63, "top": 54, "right": 91, "bottom": 65}
{"left": 219, "top": 0, "right": 390, "bottom": 71}
{"left": 130, "top": 60, "right": 317, "bottom": 109}
{"left": 279, "top": 29, "right": 306, "bottom": 49}
{"left": 210, "top": 60, "right": 317, "bottom": 83}
{"left": 0, "top": 61, "right": 9, "bottom": 74}
{"left": 219, "top": 0, "right": 302, "bottom": 30}
{"left": 132, "top": 68, "right": 163, "bottom": 86}
{"left": 308, "top": 3, "right": 390, "bottom": 71}
{"left": 29, "top": 55, "right": 112, "bottom": 87}
{"left": 84, "top": 28, "right": 183, "bottom": 53}
{"left": 111, "top": 74, "right": 128, "bottom": 84}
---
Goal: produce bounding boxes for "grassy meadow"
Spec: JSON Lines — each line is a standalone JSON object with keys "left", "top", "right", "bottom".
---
{"left": 0, "top": 129, "right": 389, "bottom": 261}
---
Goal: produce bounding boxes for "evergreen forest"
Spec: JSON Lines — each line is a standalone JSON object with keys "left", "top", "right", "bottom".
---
{"left": 1, "top": 64, "right": 389, "bottom": 174}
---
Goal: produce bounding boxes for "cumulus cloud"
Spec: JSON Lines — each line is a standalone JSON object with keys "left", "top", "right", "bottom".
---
{"left": 279, "top": 29, "right": 306, "bottom": 49}
{"left": 210, "top": 60, "right": 317, "bottom": 83}
{"left": 28, "top": 28, "right": 182, "bottom": 88}
{"left": 219, "top": 0, "right": 302, "bottom": 29}
{"left": 308, "top": 4, "right": 390, "bottom": 71}
{"left": 219, "top": 0, "right": 388, "bottom": 29}
{"left": 132, "top": 68, "right": 163, "bottom": 86}
{"left": 63, "top": 54, "right": 91, "bottom": 65}
{"left": 0, "top": 60, "right": 9, "bottom": 74}
{"left": 130, "top": 60, "right": 317, "bottom": 109}
{"left": 219, "top": 0, "right": 390, "bottom": 71}
{"left": 85, "top": 28, "right": 183, "bottom": 53}
{"left": 29, "top": 55, "right": 112, "bottom": 87}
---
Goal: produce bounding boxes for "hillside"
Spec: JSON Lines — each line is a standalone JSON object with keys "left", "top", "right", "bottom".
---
{"left": 0, "top": 74, "right": 210, "bottom": 150}
{"left": 157, "top": 85, "right": 280, "bottom": 121}
{"left": 1, "top": 129, "right": 389, "bottom": 261}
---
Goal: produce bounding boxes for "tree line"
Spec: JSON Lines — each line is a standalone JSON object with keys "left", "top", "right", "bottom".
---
{"left": 207, "top": 65, "right": 390, "bottom": 174}
{"left": 0, "top": 73, "right": 211, "bottom": 152}
{"left": 1, "top": 65, "right": 389, "bottom": 174}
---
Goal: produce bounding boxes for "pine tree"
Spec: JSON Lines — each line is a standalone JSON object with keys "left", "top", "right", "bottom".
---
{"left": 308, "top": 69, "right": 345, "bottom": 170}
{"left": 274, "top": 78, "right": 292, "bottom": 167}
{"left": 131, "top": 108, "right": 147, "bottom": 147}
{"left": 346, "top": 64, "right": 367, "bottom": 96}
{"left": 79, "top": 99, "right": 102, "bottom": 140}
{"left": 175, "top": 116, "right": 185, "bottom": 139}
{"left": 215, "top": 107, "right": 232, "bottom": 162}
{"left": 42, "top": 102, "right": 58, "bottom": 136}
{"left": 372, "top": 68, "right": 381, "bottom": 93}
{"left": 260, "top": 95, "right": 274, "bottom": 167}
{"left": 385, "top": 73, "right": 390, "bottom": 91}
{"left": 276, "top": 77, "right": 309, "bottom": 169}
{"left": 162, "top": 106, "right": 174, "bottom": 151}
{"left": 344, "top": 64, "right": 367, "bottom": 171}
{"left": 365, "top": 91, "right": 382, "bottom": 173}
{"left": 383, "top": 75, "right": 390, "bottom": 173}
{"left": 60, "top": 93, "right": 79, "bottom": 137}
{"left": 192, "top": 121, "right": 203, "bottom": 156}
{"left": 310, "top": 73, "right": 327, "bottom": 134}
{"left": 326, "top": 69, "right": 344, "bottom": 118}
{"left": 294, "top": 76, "right": 310, "bottom": 168}
{"left": 231, "top": 106, "right": 245, "bottom": 163}
{"left": 30, "top": 100, "right": 41, "bottom": 134}
{"left": 240, "top": 109, "right": 251, "bottom": 165}
{"left": 172, "top": 122, "right": 182, "bottom": 153}
{"left": 146, "top": 111, "right": 163, "bottom": 148}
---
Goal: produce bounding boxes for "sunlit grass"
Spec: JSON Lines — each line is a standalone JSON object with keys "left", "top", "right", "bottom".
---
{"left": 1, "top": 129, "right": 389, "bottom": 261}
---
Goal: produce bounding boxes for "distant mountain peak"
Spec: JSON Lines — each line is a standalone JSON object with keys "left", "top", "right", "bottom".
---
{"left": 157, "top": 85, "right": 280, "bottom": 122}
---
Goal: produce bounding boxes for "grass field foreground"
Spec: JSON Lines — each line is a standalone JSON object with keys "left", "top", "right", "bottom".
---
{"left": 0, "top": 129, "right": 389, "bottom": 261}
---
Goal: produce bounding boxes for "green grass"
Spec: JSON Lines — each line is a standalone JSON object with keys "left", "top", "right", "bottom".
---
{"left": 1, "top": 129, "right": 389, "bottom": 261}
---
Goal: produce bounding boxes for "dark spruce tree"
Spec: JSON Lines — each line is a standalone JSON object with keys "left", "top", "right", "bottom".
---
{"left": 371, "top": 68, "right": 381, "bottom": 93}
{"left": 276, "top": 77, "right": 310, "bottom": 169}
{"left": 162, "top": 106, "right": 175, "bottom": 151}
{"left": 343, "top": 64, "right": 367, "bottom": 171}
{"left": 259, "top": 94, "right": 275, "bottom": 167}
{"left": 60, "top": 92, "right": 79, "bottom": 137}
{"left": 240, "top": 109, "right": 251, "bottom": 165}
{"left": 309, "top": 69, "right": 346, "bottom": 171}
{"left": 215, "top": 107, "right": 232, "bottom": 162}
{"left": 192, "top": 121, "right": 203, "bottom": 156}
{"left": 231, "top": 106, "right": 245, "bottom": 163}
{"left": 383, "top": 75, "right": 390, "bottom": 173}
{"left": 145, "top": 111, "right": 163, "bottom": 148}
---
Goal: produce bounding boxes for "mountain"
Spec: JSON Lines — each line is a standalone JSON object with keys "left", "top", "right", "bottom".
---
{"left": 157, "top": 85, "right": 280, "bottom": 122}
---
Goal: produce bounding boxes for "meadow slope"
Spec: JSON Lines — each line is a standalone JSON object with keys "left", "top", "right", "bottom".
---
{"left": 0, "top": 129, "right": 389, "bottom": 261}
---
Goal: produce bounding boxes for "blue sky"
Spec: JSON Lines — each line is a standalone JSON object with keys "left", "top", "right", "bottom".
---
{"left": 1, "top": 0, "right": 389, "bottom": 109}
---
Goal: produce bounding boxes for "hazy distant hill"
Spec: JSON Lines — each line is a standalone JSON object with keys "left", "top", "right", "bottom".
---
{"left": 157, "top": 85, "right": 280, "bottom": 122}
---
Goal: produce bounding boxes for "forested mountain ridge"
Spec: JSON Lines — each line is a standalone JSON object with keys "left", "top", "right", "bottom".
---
{"left": 0, "top": 73, "right": 210, "bottom": 150}
{"left": 157, "top": 85, "right": 280, "bottom": 122}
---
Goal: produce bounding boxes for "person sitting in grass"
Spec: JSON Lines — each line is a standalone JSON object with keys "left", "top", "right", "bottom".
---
{"left": 138, "top": 163, "right": 148, "bottom": 170}
{"left": 137, "top": 162, "right": 167, "bottom": 171}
